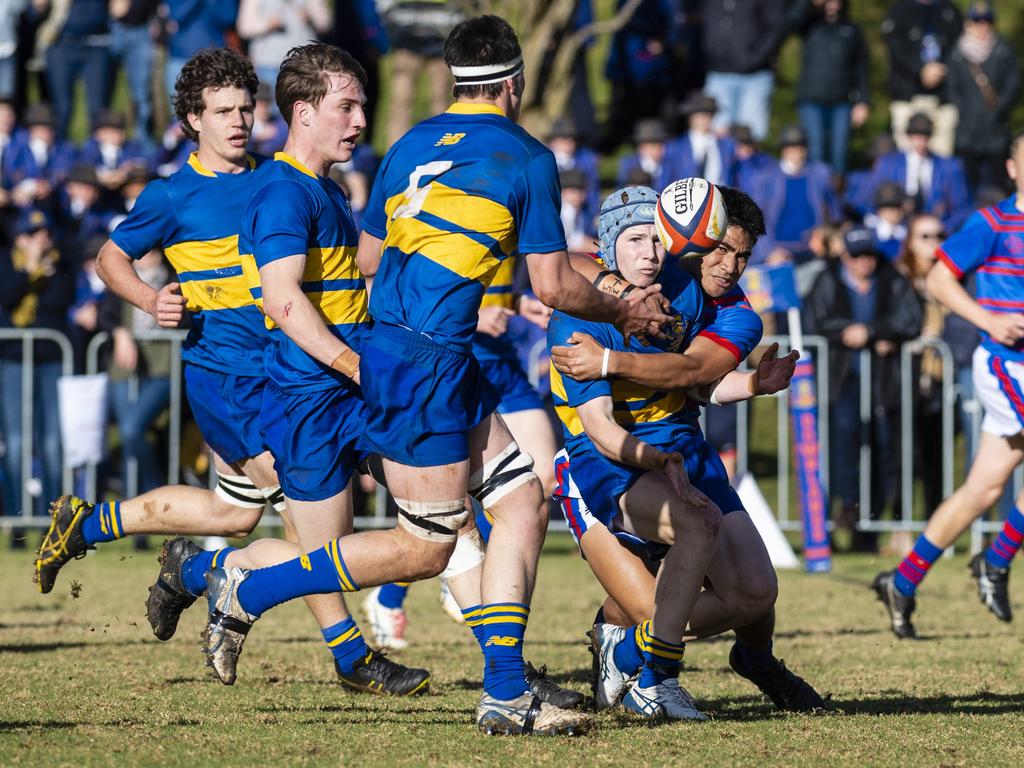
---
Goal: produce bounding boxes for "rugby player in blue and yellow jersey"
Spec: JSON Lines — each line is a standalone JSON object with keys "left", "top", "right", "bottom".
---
{"left": 363, "top": 262, "right": 560, "bottom": 652}
{"left": 198, "top": 16, "right": 668, "bottom": 736}
{"left": 546, "top": 186, "right": 722, "bottom": 720}
{"left": 549, "top": 185, "right": 825, "bottom": 718}
{"left": 191, "top": 43, "right": 425, "bottom": 695}
{"left": 34, "top": 50, "right": 289, "bottom": 613}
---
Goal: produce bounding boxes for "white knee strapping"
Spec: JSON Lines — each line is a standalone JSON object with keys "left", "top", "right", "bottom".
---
{"left": 441, "top": 528, "right": 485, "bottom": 579}
{"left": 214, "top": 473, "right": 266, "bottom": 509}
{"left": 395, "top": 497, "right": 468, "bottom": 543}
{"left": 468, "top": 441, "right": 536, "bottom": 508}
{"left": 263, "top": 485, "right": 286, "bottom": 514}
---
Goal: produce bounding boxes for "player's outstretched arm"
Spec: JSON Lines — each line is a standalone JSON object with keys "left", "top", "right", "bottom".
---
{"left": 260, "top": 254, "right": 361, "bottom": 382}
{"left": 526, "top": 250, "right": 671, "bottom": 342}
{"left": 710, "top": 343, "right": 800, "bottom": 405}
{"left": 927, "top": 259, "right": 1024, "bottom": 346}
{"left": 96, "top": 240, "right": 185, "bottom": 327}
{"left": 552, "top": 331, "right": 737, "bottom": 392}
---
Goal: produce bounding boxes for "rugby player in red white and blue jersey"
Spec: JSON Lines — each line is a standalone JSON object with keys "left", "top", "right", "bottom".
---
{"left": 875, "top": 132, "right": 1024, "bottom": 638}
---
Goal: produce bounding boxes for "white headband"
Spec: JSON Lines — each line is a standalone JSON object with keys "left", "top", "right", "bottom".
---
{"left": 450, "top": 56, "right": 524, "bottom": 85}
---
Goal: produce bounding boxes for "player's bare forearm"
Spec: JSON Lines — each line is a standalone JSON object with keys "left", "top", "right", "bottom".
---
{"left": 356, "top": 230, "right": 384, "bottom": 278}
{"left": 527, "top": 250, "right": 672, "bottom": 340}
{"left": 709, "top": 371, "right": 757, "bottom": 404}
{"left": 607, "top": 349, "right": 725, "bottom": 390}
{"left": 553, "top": 332, "right": 736, "bottom": 390}
{"left": 568, "top": 251, "right": 625, "bottom": 294}
{"left": 261, "top": 257, "right": 358, "bottom": 378}
{"left": 926, "top": 261, "right": 992, "bottom": 332}
{"left": 577, "top": 397, "right": 673, "bottom": 471}
{"left": 96, "top": 240, "right": 158, "bottom": 314}
{"left": 538, "top": 256, "right": 627, "bottom": 322}
{"left": 704, "top": 343, "right": 799, "bottom": 404}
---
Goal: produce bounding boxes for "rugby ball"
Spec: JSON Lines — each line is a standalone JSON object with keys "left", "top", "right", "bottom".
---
{"left": 655, "top": 177, "right": 728, "bottom": 258}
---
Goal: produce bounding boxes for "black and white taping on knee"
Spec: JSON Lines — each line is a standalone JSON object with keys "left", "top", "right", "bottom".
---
{"left": 214, "top": 473, "right": 266, "bottom": 509}
{"left": 468, "top": 441, "right": 536, "bottom": 508}
{"left": 394, "top": 497, "right": 469, "bottom": 543}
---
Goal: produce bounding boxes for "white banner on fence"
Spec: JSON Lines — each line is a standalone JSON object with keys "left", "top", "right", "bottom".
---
{"left": 736, "top": 472, "right": 800, "bottom": 570}
{"left": 58, "top": 374, "right": 108, "bottom": 468}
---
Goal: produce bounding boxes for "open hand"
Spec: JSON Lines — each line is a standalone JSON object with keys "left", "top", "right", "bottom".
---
{"left": 751, "top": 342, "right": 800, "bottom": 395}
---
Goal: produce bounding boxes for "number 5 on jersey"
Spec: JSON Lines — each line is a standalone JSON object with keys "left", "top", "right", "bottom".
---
{"left": 391, "top": 161, "right": 454, "bottom": 220}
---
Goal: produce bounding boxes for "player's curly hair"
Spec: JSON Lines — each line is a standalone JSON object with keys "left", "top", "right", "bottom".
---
{"left": 174, "top": 48, "right": 258, "bottom": 142}
{"left": 444, "top": 15, "right": 522, "bottom": 100}
{"left": 717, "top": 186, "right": 767, "bottom": 247}
{"left": 276, "top": 42, "right": 367, "bottom": 126}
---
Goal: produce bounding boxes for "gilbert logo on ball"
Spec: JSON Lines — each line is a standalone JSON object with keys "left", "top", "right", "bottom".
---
{"left": 655, "top": 177, "right": 728, "bottom": 258}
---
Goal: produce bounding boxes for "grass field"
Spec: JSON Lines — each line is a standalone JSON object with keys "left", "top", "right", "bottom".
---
{"left": 2, "top": 534, "right": 1024, "bottom": 767}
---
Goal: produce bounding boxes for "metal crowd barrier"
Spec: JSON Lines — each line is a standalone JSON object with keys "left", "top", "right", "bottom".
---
{"left": 736, "top": 334, "right": 831, "bottom": 532}
{"left": 0, "top": 328, "right": 74, "bottom": 528}
{"left": 4, "top": 325, "right": 1021, "bottom": 549}
{"left": 84, "top": 329, "right": 187, "bottom": 501}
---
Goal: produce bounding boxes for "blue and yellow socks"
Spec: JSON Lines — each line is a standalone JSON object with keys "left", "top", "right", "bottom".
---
{"left": 236, "top": 539, "right": 359, "bottom": 617}
{"left": 894, "top": 534, "right": 943, "bottom": 596}
{"left": 180, "top": 546, "right": 237, "bottom": 596}
{"left": 378, "top": 582, "right": 410, "bottom": 609}
{"left": 636, "top": 621, "right": 685, "bottom": 688}
{"left": 480, "top": 602, "right": 529, "bottom": 700}
{"left": 322, "top": 616, "right": 371, "bottom": 674}
{"left": 81, "top": 502, "right": 123, "bottom": 546}
{"left": 462, "top": 604, "right": 485, "bottom": 646}
{"left": 986, "top": 506, "right": 1024, "bottom": 569}
{"left": 613, "top": 622, "right": 645, "bottom": 675}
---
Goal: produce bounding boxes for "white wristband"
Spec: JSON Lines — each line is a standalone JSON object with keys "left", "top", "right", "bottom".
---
{"left": 600, "top": 347, "right": 611, "bottom": 378}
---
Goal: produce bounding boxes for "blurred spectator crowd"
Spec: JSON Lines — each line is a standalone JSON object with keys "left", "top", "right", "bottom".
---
{"left": 0, "top": 0, "right": 1018, "bottom": 551}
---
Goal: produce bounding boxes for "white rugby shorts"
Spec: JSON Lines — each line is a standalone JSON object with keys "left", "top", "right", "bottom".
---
{"left": 973, "top": 346, "right": 1024, "bottom": 437}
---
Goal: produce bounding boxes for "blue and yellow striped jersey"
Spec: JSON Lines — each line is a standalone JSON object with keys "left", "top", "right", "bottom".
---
{"left": 362, "top": 103, "right": 566, "bottom": 352}
{"left": 240, "top": 152, "right": 370, "bottom": 393}
{"left": 548, "top": 259, "right": 706, "bottom": 451}
{"left": 110, "top": 152, "right": 270, "bottom": 374}
{"left": 552, "top": 264, "right": 761, "bottom": 456}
